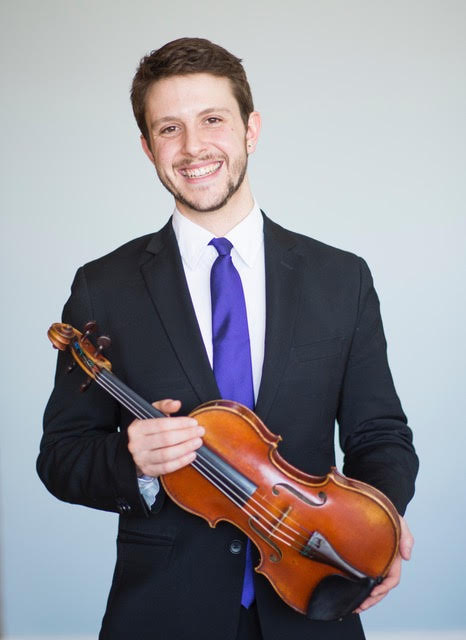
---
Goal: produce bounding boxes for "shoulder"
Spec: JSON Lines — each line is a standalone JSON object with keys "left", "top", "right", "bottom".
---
{"left": 78, "top": 219, "right": 173, "bottom": 283}
{"left": 63, "top": 220, "right": 175, "bottom": 326}
{"left": 263, "top": 213, "right": 367, "bottom": 277}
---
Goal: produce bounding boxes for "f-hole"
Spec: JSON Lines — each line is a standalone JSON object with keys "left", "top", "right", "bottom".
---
{"left": 272, "top": 483, "right": 327, "bottom": 507}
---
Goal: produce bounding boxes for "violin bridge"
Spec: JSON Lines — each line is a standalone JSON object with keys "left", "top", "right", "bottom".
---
{"left": 270, "top": 505, "right": 292, "bottom": 537}
{"left": 248, "top": 516, "right": 283, "bottom": 563}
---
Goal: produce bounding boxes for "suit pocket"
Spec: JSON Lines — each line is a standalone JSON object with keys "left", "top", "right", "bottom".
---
{"left": 117, "top": 529, "right": 175, "bottom": 571}
{"left": 293, "top": 337, "right": 343, "bottom": 362}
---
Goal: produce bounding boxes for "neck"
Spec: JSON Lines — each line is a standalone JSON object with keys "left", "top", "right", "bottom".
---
{"left": 176, "top": 177, "right": 254, "bottom": 236}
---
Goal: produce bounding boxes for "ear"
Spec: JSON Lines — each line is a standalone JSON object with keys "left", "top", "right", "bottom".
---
{"left": 140, "top": 135, "right": 155, "bottom": 164}
{"left": 246, "top": 111, "right": 261, "bottom": 154}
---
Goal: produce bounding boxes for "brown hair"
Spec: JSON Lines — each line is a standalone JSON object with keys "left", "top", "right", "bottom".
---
{"left": 131, "top": 37, "right": 254, "bottom": 141}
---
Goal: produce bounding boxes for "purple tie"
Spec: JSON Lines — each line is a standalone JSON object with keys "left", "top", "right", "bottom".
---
{"left": 209, "top": 237, "right": 255, "bottom": 608}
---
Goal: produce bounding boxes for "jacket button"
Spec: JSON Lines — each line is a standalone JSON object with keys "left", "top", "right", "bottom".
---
{"left": 116, "top": 497, "right": 131, "bottom": 514}
{"left": 229, "top": 539, "right": 243, "bottom": 554}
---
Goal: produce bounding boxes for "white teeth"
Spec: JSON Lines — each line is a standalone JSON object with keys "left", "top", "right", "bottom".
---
{"left": 180, "top": 162, "right": 221, "bottom": 178}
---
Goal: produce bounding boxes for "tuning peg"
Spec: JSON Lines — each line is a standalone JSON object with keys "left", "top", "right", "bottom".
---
{"left": 96, "top": 335, "right": 111, "bottom": 352}
{"left": 66, "top": 361, "right": 77, "bottom": 374}
{"left": 80, "top": 377, "right": 92, "bottom": 392}
{"left": 82, "top": 321, "right": 98, "bottom": 340}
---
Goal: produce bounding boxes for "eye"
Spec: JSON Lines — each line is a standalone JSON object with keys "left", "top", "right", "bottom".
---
{"left": 205, "top": 116, "right": 222, "bottom": 125}
{"left": 159, "top": 124, "right": 179, "bottom": 136}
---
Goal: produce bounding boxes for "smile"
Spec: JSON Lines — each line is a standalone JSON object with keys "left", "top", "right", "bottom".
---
{"left": 179, "top": 162, "right": 222, "bottom": 179}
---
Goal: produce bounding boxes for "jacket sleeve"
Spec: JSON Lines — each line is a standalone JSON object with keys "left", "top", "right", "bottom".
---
{"left": 37, "top": 267, "right": 164, "bottom": 517}
{"left": 337, "top": 258, "right": 418, "bottom": 515}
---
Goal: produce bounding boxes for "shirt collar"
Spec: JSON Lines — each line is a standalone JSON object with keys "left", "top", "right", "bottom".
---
{"left": 172, "top": 201, "right": 263, "bottom": 270}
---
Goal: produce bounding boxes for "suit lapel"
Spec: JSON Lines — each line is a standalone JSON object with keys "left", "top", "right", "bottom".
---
{"left": 139, "top": 215, "right": 305, "bottom": 416}
{"left": 255, "top": 216, "right": 304, "bottom": 421}
{"left": 140, "top": 220, "right": 220, "bottom": 404}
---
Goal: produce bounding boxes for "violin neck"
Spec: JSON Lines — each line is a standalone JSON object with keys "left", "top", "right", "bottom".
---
{"left": 94, "top": 369, "right": 257, "bottom": 506}
{"left": 95, "top": 369, "right": 165, "bottom": 420}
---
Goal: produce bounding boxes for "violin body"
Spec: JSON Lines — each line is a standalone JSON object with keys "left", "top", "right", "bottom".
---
{"left": 48, "top": 321, "right": 401, "bottom": 620}
{"left": 162, "top": 400, "right": 400, "bottom": 616}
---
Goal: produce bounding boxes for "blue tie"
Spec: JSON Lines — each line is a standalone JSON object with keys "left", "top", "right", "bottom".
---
{"left": 209, "top": 237, "right": 255, "bottom": 608}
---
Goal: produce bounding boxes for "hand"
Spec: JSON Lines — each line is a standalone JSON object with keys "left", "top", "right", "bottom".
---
{"left": 353, "top": 515, "right": 414, "bottom": 614}
{"left": 127, "top": 399, "right": 205, "bottom": 478}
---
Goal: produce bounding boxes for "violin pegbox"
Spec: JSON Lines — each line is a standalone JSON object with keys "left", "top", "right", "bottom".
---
{"left": 47, "top": 321, "right": 112, "bottom": 391}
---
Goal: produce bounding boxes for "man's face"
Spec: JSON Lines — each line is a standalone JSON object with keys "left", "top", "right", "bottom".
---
{"left": 142, "top": 73, "right": 259, "bottom": 215}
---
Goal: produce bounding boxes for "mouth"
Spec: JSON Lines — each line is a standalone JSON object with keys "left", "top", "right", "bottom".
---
{"left": 178, "top": 161, "right": 223, "bottom": 180}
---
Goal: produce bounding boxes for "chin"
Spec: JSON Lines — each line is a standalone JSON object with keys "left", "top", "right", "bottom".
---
{"left": 176, "top": 189, "right": 236, "bottom": 214}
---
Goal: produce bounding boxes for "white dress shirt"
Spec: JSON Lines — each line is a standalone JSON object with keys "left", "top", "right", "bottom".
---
{"left": 138, "top": 202, "right": 266, "bottom": 507}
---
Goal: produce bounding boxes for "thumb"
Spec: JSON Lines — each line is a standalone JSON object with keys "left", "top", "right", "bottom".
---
{"left": 152, "top": 398, "right": 182, "bottom": 416}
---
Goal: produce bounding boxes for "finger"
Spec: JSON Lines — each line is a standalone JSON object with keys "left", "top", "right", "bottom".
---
{"left": 354, "top": 592, "right": 387, "bottom": 613}
{"left": 128, "top": 425, "right": 204, "bottom": 461}
{"left": 153, "top": 398, "right": 182, "bottom": 415}
{"left": 145, "top": 424, "right": 205, "bottom": 449}
{"left": 370, "top": 575, "right": 398, "bottom": 598}
{"left": 145, "top": 436, "right": 204, "bottom": 465}
{"left": 353, "top": 520, "right": 410, "bottom": 615}
{"left": 143, "top": 450, "right": 199, "bottom": 477}
{"left": 399, "top": 516, "right": 414, "bottom": 560}
{"left": 131, "top": 433, "right": 203, "bottom": 477}
{"left": 374, "top": 570, "right": 400, "bottom": 592}
{"left": 354, "top": 554, "right": 402, "bottom": 613}
{"left": 130, "top": 416, "right": 200, "bottom": 438}
{"left": 370, "top": 556, "right": 401, "bottom": 597}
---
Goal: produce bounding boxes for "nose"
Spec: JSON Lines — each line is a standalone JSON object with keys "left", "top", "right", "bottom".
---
{"left": 182, "top": 126, "right": 207, "bottom": 157}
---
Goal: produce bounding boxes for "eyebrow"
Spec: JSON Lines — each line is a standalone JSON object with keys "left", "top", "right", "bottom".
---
{"left": 150, "top": 107, "right": 233, "bottom": 130}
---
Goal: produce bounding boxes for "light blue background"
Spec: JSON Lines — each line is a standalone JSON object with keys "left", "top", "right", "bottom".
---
{"left": 1, "top": 0, "right": 465, "bottom": 636}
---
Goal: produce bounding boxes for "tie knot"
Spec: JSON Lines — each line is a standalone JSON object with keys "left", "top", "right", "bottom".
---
{"left": 209, "top": 237, "right": 233, "bottom": 257}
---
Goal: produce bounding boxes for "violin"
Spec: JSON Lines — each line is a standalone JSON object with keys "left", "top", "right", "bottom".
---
{"left": 48, "top": 321, "right": 401, "bottom": 621}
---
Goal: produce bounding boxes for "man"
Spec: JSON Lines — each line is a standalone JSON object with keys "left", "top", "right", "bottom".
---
{"left": 38, "top": 38, "right": 418, "bottom": 640}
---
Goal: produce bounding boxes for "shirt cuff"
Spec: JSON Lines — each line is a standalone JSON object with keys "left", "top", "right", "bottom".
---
{"left": 137, "top": 474, "right": 160, "bottom": 508}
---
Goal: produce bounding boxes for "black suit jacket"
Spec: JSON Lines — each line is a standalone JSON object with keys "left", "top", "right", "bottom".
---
{"left": 38, "top": 215, "right": 418, "bottom": 640}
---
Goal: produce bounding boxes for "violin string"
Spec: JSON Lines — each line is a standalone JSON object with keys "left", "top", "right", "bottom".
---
{"left": 96, "top": 371, "right": 159, "bottom": 420}
{"left": 191, "top": 454, "right": 304, "bottom": 554}
{"left": 95, "top": 371, "right": 315, "bottom": 546}
{"left": 220, "top": 466, "right": 321, "bottom": 542}
{"left": 190, "top": 437, "right": 319, "bottom": 545}
{"left": 192, "top": 449, "right": 310, "bottom": 547}
{"left": 193, "top": 453, "right": 297, "bottom": 546}
{"left": 92, "top": 373, "right": 138, "bottom": 413}
{"left": 96, "top": 365, "right": 301, "bottom": 550}
{"left": 93, "top": 375, "right": 294, "bottom": 546}
{"left": 79, "top": 366, "right": 376, "bottom": 579}
{"left": 94, "top": 371, "right": 314, "bottom": 546}
{"left": 95, "top": 371, "right": 314, "bottom": 546}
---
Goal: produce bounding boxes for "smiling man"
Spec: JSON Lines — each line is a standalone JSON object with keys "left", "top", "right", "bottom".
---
{"left": 38, "top": 38, "right": 418, "bottom": 640}
{"left": 140, "top": 73, "right": 259, "bottom": 219}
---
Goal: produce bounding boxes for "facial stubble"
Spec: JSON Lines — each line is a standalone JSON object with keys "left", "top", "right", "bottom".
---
{"left": 155, "top": 148, "right": 249, "bottom": 214}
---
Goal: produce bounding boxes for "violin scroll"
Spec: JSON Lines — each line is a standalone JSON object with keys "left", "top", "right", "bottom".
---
{"left": 47, "top": 322, "right": 112, "bottom": 388}
{"left": 48, "top": 323, "right": 74, "bottom": 351}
